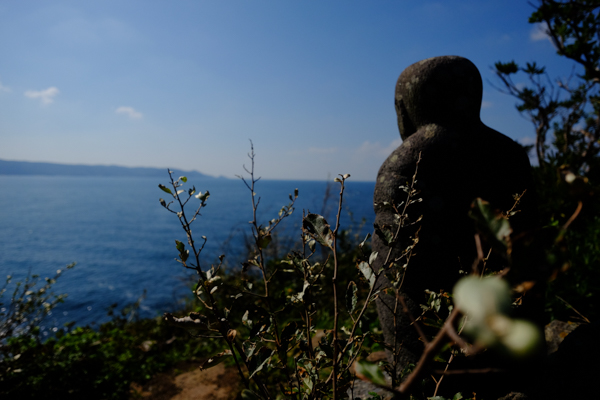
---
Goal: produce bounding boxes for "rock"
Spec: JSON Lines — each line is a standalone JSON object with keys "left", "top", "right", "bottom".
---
{"left": 372, "top": 56, "right": 540, "bottom": 373}
{"left": 544, "top": 320, "right": 579, "bottom": 354}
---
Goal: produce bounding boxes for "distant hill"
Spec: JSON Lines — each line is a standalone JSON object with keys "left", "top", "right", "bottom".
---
{"left": 0, "top": 159, "right": 221, "bottom": 179}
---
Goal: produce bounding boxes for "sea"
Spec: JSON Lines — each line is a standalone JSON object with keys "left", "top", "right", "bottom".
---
{"left": 0, "top": 175, "right": 375, "bottom": 336}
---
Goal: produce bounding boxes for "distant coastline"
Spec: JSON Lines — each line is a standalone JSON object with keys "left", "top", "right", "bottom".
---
{"left": 0, "top": 159, "right": 221, "bottom": 179}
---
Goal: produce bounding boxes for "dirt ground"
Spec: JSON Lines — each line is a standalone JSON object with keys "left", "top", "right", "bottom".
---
{"left": 130, "top": 321, "right": 576, "bottom": 400}
{"left": 130, "top": 361, "right": 243, "bottom": 400}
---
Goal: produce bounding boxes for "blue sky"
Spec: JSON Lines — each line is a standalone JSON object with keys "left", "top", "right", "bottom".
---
{"left": 0, "top": 1, "right": 576, "bottom": 181}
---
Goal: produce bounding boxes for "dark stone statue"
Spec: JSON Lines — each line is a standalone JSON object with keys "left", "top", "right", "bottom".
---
{"left": 372, "top": 56, "right": 539, "bottom": 375}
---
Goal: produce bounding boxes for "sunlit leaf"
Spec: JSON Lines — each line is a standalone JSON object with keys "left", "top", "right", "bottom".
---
{"left": 358, "top": 262, "right": 376, "bottom": 288}
{"left": 158, "top": 184, "right": 172, "bottom": 195}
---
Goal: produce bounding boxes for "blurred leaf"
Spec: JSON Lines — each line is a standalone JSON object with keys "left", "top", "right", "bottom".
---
{"left": 355, "top": 360, "right": 387, "bottom": 386}
{"left": 453, "top": 276, "right": 511, "bottom": 322}
{"left": 241, "top": 390, "right": 262, "bottom": 400}
{"left": 498, "top": 318, "right": 543, "bottom": 358}
{"left": 469, "top": 198, "right": 512, "bottom": 250}
{"left": 179, "top": 176, "right": 187, "bottom": 183}
{"left": 494, "top": 61, "right": 519, "bottom": 74}
{"left": 257, "top": 233, "right": 272, "bottom": 249}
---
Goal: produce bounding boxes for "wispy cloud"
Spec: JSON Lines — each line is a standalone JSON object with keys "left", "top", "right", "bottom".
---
{"left": 24, "top": 87, "right": 59, "bottom": 105}
{"left": 116, "top": 106, "right": 143, "bottom": 120}
{"left": 530, "top": 22, "right": 550, "bottom": 42}
{"left": 520, "top": 136, "right": 535, "bottom": 145}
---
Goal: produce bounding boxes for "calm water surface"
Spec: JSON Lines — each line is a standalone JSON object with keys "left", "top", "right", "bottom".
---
{"left": 0, "top": 175, "right": 375, "bottom": 334}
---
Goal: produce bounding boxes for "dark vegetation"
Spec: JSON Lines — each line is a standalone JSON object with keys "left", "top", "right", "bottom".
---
{"left": 1, "top": 1, "right": 599, "bottom": 398}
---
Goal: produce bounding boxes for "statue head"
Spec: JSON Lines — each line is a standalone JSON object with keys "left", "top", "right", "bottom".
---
{"left": 395, "top": 56, "right": 483, "bottom": 140}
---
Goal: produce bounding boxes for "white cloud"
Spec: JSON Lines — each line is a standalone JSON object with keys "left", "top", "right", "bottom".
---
{"left": 24, "top": 87, "right": 59, "bottom": 105}
{"left": 116, "top": 106, "right": 143, "bottom": 120}
{"left": 519, "top": 136, "right": 535, "bottom": 145}
{"left": 530, "top": 22, "right": 550, "bottom": 42}
{"left": 355, "top": 137, "right": 402, "bottom": 158}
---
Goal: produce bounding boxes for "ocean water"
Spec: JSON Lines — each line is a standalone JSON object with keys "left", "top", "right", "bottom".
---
{"left": 0, "top": 175, "right": 375, "bottom": 334}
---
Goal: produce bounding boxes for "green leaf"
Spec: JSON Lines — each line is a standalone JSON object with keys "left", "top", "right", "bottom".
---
{"left": 302, "top": 213, "right": 334, "bottom": 249}
{"left": 249, "top": 347, "right": 274, "bottom": 379}
{"left": 355, "top": 360, "right": 387, "bottom": 386}
{"left": 494, "top": 61, "right": 519, "bottom": 74}
{"left": 241, "top": 390, "right": 262, "bottom": 400}
{"left": 374, "top": 223, "right": 394, "bottom": 246}
{"left": 469, "top": 198, "right": 512, "bottom": 249}
{"left": 175, "top": 240, "right": 185, "bottom": 252}
{"left": 158, "top": 184, "right": 172, "bottom": 195}
{"left": 280, "top": 321, "right": 298, "bottom": 353}
{"left": 257, "top": 233, "right": 272, "bottom": 249}
{"left": 199, "top": 350, "right": 232, "bottom": 371}
{"left": 179, "top": 176, "right": 187, "bottom": 183}
{"left": 346, "top": 281, "right": 358, "bottom": 314}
